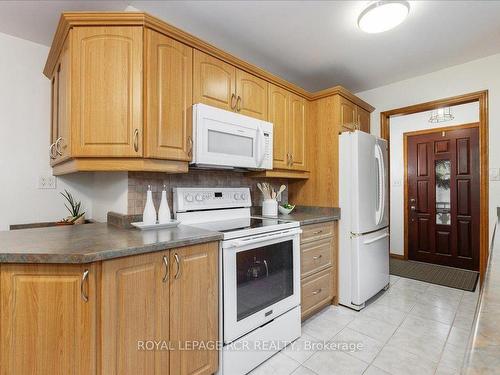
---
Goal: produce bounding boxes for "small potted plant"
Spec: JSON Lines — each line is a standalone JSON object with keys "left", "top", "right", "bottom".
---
{"left": 57, "top": 190, "right": 86, "bottom": 225}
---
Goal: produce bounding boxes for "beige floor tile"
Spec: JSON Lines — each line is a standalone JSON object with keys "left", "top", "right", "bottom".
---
{"left": 332, "top": 327, "right": 384, "bottom": 363}
{"left": 363, "top": 365, "right": 392, "bottom": 375}
{"left": 303, "top": 350, "right": 368, "bottom": 375}
{"left": 374, "top": 292, "right": 418, "bottom": 313}
{"left": 399, "top": 315, "right": 451, "bottom": 340}
{"left": 391, "top": 278, "right": 430, "bottom": 294}
{"left": 439, "top": 342, "right": 466, "bottom": 371}
{"left": 386, "top": 326, "right": 447, "bottom": 363}
{"left": 302, "top": 315, "right": 349, "bottom": 341}
{"left": 426, "top": 284, "right": 464, "bottom": 300}
{"left": 446, "top": 326, "right": 471, "bottom": 351}
{"left": 361, "top": 303, "right": 407, "bottom": 326}
{"left": 417, "top": 290, "right": 461, "bottom": 311}
{"left": 291, "top": 366, "right": 318, "bottom": 375}
{"left": 435, "top": 362, "right": 460, "bottom": 375}
{"left": 283, "top": 334, "right": 318, "bottom": 364}
{"left": 372, "top": 345, "right": 437, "bottom": 375}
{"left": 409, "top": 302, "right": 456, "bottom": 325}
{"left": 249, "top": 352, "right": 301, "bottom": 375}
{"left": 389, "top": 275, "right": 401, "bottom": 286}
{"left": 347, "top": 315, "right": 399, "bottom": 343}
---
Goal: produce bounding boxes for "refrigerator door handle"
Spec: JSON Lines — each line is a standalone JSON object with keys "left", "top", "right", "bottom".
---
{"left": 374, "top": 144, "right": 385, "bottom": 225}
{"left": 363, "top": 232, "right": 389, "bottom": 245}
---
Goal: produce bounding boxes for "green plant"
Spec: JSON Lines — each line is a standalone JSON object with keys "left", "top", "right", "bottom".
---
{"left": 60, "top": 189, "right": 85, "bottom": 222}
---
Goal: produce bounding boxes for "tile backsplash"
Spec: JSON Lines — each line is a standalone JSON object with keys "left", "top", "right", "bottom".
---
{"left": 128, "top": 170, "right": 289, "bottom": 215}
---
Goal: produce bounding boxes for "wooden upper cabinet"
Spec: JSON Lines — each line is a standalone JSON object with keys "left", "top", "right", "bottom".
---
{"left": 236, "top": 69, "right": 268, "bottom": 119}
{"left": 357, "top": 106, "right": 371, "bottom": 133}
{"left": 0, "top": 263, "right": 97, "bottom": 375}
{"left": 101, "top": 251, "right": 170, "bottom": 375}
{"left": 193, "top": 50, "right": 236, "bottom": 111}
{"left": 339, "top": 96, "right": 357, "bottom": 132}
{"left": 290, "top": 94, "right": 307, "bottom": 171}
{"left": 71, "top": 26, "right": 143, "bottom": 157}
{"left": 170, "top": 242, "right": 219, "bottom": 375}
{"left": 50, "top": 37, "right": 71, "bottom": 166}
{"left": 268, "top": 84, "right": 290, "bottom": 169}
{"left": 145, "top": 30, "right": 193, "bottom": 161}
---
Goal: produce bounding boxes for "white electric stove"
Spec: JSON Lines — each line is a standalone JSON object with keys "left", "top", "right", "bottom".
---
{"left": 173, "top": 187, "right": 302, "bottom": 375}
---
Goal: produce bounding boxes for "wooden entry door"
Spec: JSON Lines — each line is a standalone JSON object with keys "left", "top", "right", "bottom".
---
{"left": 406, "top": 126, "right": 479, "bottom": 270}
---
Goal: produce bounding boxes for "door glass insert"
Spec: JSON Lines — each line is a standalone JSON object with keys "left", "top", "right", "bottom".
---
{"left": 236, "top": 240, "right": 293, "bottom": 321}
{"left": 435, "top": 159, "right": 451, "bottom": 225}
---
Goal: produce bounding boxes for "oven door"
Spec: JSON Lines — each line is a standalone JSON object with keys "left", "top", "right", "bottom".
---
{"left": 192, "top": 103, "right": 273, "bottom": 169}
{"left": 222, "top": 228, "right": 301, "bottom": 344}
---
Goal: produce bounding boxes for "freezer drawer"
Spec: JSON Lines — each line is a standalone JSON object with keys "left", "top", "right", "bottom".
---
{"left": 351, "top": 228, "right": 389, "bottom": 306}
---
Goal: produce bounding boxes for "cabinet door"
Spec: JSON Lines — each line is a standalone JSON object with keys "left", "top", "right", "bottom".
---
{"left": 235, "top": 69, "right": 268, "bottom": 119}
{"left": 268, "top": 84, "right": 290, "bottom": 169}
{"left": 357, "top": 106, "right": 371, "bottom": 133}
{"left": 101, "top": 252, "right": 170, "bottom": 375}
{"left": 289, "top": 94, "right": 307, "bottom": 171}
{"left": 145, "top": 30, "right": 193, "bottom": 161}
{"left": 170, "top": 242, "right": 218, "bottom": 375}
{"left": 72, "top": 26, "right": 143, "bottom": 157}
{"left": 193, "top": 50, "right": 236, "bottom": 111}
{"left": 50, "top": 38, "right": 71, "bottom": 165}
{"left": 0, "top": 264, "right": 96, "bottom": 375}
{"left": 339, "top": 96, "right": 357, "bottom": 132}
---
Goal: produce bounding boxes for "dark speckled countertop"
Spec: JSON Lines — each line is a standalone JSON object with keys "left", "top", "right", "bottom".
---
{"left": 255, "top": 206, "right": 340, "bottom": 225}
{"left": 0, "top": 223, "right": 222, "bottom": 264}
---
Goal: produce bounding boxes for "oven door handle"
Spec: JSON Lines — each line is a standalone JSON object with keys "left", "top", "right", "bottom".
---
{"left": 225, "top": 228, "right": 302, "bottom": 248}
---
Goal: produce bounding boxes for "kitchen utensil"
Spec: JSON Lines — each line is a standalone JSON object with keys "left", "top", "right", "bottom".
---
{"left": 276, "top": 185, "right": 286, "bottom": 200}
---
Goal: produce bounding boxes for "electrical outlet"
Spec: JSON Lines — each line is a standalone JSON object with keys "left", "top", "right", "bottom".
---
{"left": 489, "top": 168, "right": 500, "bottom": 181}
{"left": 38, "top": 175, "right": 56, "bottom": 189}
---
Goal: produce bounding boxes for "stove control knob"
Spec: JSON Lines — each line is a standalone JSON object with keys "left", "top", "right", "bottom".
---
{"left": 185, "top": 194, "right": 193, "bottom": 202}
{"left": 241, "top": 193, "right": 247, "bottom": 200}
{"left": 233, "top": 193, "right": 240, "bottom": 200}
{"left": 195, "top": 194, "right": 203, "bottom": 202}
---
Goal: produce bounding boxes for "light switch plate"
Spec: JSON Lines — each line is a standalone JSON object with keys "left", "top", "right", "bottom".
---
{"left": 38, "top": 175, "right": 56, "bottom": 189}
{"left": 489, "top": 168, "right": 500, "bottom": 181}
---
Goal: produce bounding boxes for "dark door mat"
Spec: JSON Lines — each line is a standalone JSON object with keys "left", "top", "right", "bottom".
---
{"left": 390, "top": 258, "right": 479, "bottom": 292}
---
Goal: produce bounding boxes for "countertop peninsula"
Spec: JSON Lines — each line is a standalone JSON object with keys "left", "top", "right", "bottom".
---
{"left": 0, "top": 223, "right": 222, "bottom": 264}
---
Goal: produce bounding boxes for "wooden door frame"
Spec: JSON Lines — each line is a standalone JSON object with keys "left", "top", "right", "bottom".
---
{"left": 380, "top": 90, "right": 489, "bottom": 282}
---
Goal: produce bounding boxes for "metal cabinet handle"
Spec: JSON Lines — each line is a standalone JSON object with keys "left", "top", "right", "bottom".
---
{"left": 313, "top": 230, "right": 323, "bottom": 235}
{"left": 236, "top": 96, "right": 242, "bottom": 112}
{"left": 81, "top": 269, "right": 89, "bottom": 302}
{"left": 49, "top": 143, "right": 56, "bottom": 159}
{"left": 133, "top": 129, "right": 139, "bottom": 152}
{"left": 313, "top": 254, "right": 323, "bottom": 260}
{"left": 162, "top": 255, "right": 169, "bottom": 282}
{"left": 290, "top": 154, "right": 294, "bottom": 166}
{"left": 312, "top": 288, "right": 322, "bottom": 295}
{"left": 55, "top": 137, "right": 63, "bottom": 156}
{"left": 174, "top": 253, "right": 181, "bottom": 279}
{"left": 187, "top": 136, "right": 193, "bottom": 158}
{"left": 230, "top": 93, "right": 236, "bottom": 109}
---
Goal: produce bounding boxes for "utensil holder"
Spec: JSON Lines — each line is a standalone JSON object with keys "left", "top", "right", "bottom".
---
{"left": 262, "top": 199, "right": 278, "bottom": 217}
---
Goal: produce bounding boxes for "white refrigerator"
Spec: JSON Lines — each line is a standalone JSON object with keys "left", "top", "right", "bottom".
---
{"left": 339, "top": 131, "right": 390, "bottom": 310}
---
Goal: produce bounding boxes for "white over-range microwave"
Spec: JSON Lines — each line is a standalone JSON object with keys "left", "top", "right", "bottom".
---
{"left": 191, "top": 103, "right": 273, "bottom": 170}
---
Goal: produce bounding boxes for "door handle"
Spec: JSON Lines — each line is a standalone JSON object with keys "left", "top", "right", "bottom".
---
{"left": 162, "top": 255, "right": 169, "bottom": 282}
{"left": 363, "top": 232, "right": 389, "bottom": 245}
{"left": 81, "top": 269, "right": 89, "bottom": 302}
{"left": 230, "top": 93, "right": 236, "bottom": 110}
{"left": 410, "top": 205, "right": 416, "bottom": 211}
{"left": 174, "top": 253, "right": 181, "bottom": 279}
{"left": 133, "top": 129, "right": 139, "bottom": 152}
{"left": 236, "top": 96, "right": 242, "bottom": 112}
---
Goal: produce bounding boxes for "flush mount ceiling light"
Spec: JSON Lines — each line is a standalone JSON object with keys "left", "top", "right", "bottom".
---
{"left": 358, "top": 1, "right": 410, "bottom": 33}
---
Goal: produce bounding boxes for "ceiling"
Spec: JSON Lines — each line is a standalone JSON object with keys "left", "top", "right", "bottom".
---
{"left": 1, "top": 1, "right": 500, "bottom": 92}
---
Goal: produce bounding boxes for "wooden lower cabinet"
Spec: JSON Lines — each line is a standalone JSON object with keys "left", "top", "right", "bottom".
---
{"left": 300, "top": 221, "right": 337, "bottom": 321}
{"left": 0, "top": 263, "right": 97, "bottom": 375}
{"left": 0, "top": 242, "right": 219, "bottom": 375}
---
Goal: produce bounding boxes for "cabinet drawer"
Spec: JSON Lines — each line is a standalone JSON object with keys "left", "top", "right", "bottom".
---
{"left": 301, "top": 222, "right": 335, "bottom": 244}
{"left": 301, "top": 238, "right": 333, "bottom": 278}
{"left": 301, "top": 268, "right": 334, "bottom": 319}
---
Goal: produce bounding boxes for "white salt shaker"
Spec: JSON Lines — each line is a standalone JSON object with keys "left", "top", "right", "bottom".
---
{"left": 262, "top": 199, "right": 278, "bottom": 217}
{"left": 143, "top": 185, "right": 157, "bottom": 225}
{"left": 158, "top": 185, "right": 171, "bottom": 224}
